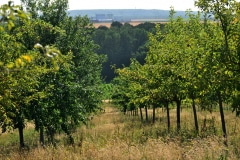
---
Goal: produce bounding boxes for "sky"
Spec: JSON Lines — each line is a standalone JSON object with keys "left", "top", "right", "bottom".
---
{"left": 0, "top": 0, "right": 199, "bottom": 11}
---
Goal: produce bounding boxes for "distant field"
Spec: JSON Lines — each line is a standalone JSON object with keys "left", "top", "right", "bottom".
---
{"left": 93, "top": 22, "right": 113, "bottom": 28}
{"left": 93, "top": 22, "right": 141, "bottom": 28}
{"left": 93, "top": 19, "right": 168, "bottom": 28}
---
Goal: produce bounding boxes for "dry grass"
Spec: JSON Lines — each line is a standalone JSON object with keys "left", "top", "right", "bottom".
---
{"left": 1, "top": 103, "right": 240, "bottom": 160}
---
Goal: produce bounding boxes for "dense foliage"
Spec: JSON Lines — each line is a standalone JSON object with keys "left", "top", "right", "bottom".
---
{"left": 1, "top": 0, "right": 240, "bottom": 155}
{"left": 112, "top": 0, "right": 240, "bottom": 147}
{"left": 0, "top": 0, "right": 105, "bottom": 147}
{"left": 92, "top": 22, "right": 162, "bottom": 82}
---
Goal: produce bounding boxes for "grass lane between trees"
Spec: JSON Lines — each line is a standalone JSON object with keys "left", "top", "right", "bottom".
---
{"left": 0, "top": 102, "right": 240, "bottom": 160}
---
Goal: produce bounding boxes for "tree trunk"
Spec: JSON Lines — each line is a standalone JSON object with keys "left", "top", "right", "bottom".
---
{"left": 145, "top": 106, "right": 148, "bottom": 121}
{"left": 218, "top": 91, "right": 227, "bottom": 146}
{"left": 68, "top": 134, "right": 74, "bottom": 145}
{"left": 40, "top": 126, "right": 44, "bottom": 146}
{"left": 164, "top": 102, "right": 171, "bottom": 132}
{"left": 176, "top": 99, "right": 181, "bottom": 132}
{"left": 192, "top": 98, "right": 199, "bottom": 133}
{"left": 47, "top": 126, "right": 55, "bottom": 146}
{"left": 123, "top": 106, "right": 127, "bottom": 115}
{"left": 135, "top": 108, "right": 138, "bottom": 116}
{"left": 139, "top": 106, "right": 143, "bottom": 121}
{"left": 17, "top": 108, "right": 25, "bottom": 149}
{"left": 18, "top": 124, "right": 25, "bottom": 148}
{"left": 165, "top": 102, "right": 170, "bottom": 132}
{"left": 152, "top": 105, "right": 156, "bottom": 123}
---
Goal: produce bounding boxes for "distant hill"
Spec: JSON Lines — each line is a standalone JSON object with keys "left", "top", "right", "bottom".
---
{"left": 68, "top": 9, "right": 198, "bottom": 22}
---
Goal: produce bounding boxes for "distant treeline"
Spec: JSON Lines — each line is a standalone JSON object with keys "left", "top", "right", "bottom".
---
{"left": 92, "top": 21, "right": 165, "bottom": 82}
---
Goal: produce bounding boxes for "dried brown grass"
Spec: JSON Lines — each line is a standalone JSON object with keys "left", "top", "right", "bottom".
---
{"left": 1, "top": 103, "right": 240, "bottom": 160}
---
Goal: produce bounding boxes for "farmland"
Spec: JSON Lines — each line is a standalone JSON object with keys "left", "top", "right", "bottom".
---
{"left": 92, "top": 20, "right": 167, "bottom": 28}
{"left": 93, "top": 21, "right": 141, "bottom": 28}
{"left": 1, "top": 1, "right": 240, "bottom": 160}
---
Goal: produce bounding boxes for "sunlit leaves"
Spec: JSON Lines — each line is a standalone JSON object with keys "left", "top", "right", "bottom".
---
{"left": 196, "top": 0, "right": 240, "bottom": 115}
{"left": 0, "top": 1, "right": 29, "bottom": 31}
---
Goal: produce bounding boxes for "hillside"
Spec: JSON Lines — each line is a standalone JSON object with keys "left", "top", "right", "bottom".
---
{"left": 68, "top": 9, "right": 197, "bottom": 22}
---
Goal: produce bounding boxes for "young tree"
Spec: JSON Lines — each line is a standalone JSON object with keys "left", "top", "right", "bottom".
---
{"left": 196, "top": 0, "right": 240, "bottom": 145}
{"left": 1, "top": 0, "right": 106, "bottom": 147}
{"left": 0, "top": 2, "right": 42, "bottom": 148}
{"left": 145, "top": 9, "right": 190, "bottom": 131}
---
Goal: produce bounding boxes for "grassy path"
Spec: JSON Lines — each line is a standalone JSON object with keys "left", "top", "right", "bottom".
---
{"left": 1, "top": 102, "right": 240, "bottom": 159}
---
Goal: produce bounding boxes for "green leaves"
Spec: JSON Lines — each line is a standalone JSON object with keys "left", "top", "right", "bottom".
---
{"left": 0, "top": 1, "right": 105, "bottom": 147}
{"left": 113, "top": 3, "right": 240, "bottom": 136}
{"left": 0, "top": 1, "right": 29, "bottom": 31}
